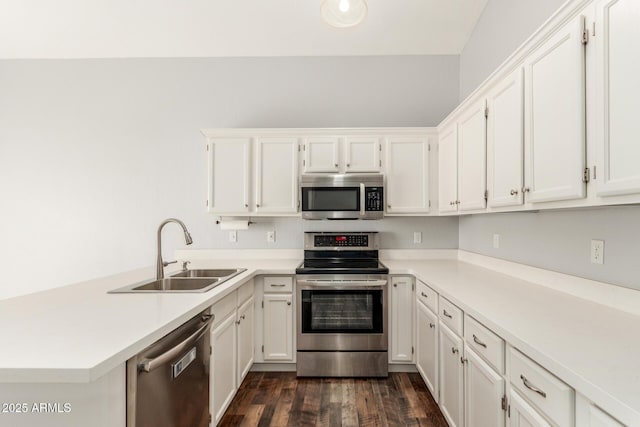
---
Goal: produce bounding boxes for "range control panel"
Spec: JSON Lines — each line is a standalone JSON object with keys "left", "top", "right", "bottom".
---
{"left": 313, "top": 234, "right": 369, "bottom": 248}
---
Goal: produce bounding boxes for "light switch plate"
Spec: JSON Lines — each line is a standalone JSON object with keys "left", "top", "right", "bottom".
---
{"left": 493, "top": 234, "right": 500, "bottom": 249}
{"left": 413, "top": 232, "right": 422, "bottom": 244}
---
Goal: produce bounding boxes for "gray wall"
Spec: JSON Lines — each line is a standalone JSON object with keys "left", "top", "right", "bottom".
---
{"left": 458, "top": 0, "right": 565, "bottom": 100}
{"left": 459, "top": 207, "right": 640, "bottom": 291}
{"left": 0, "top": 56, "right": 460, "bottom": 300}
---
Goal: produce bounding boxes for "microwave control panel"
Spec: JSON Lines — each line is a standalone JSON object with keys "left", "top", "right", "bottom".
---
{"left": 365, "top": 187, "right": 383, "bottom": 211}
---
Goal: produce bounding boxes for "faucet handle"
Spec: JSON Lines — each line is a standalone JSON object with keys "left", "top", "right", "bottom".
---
{"left": 162, "top": 260, "right": 177, "bottom": 267}
{"left": 182, "top": 261, "right": 191, "bottom": 271}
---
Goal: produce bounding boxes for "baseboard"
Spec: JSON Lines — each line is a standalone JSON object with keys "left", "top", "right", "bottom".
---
{"left": 250, "top": 363, "right": 417, "bottom": 374}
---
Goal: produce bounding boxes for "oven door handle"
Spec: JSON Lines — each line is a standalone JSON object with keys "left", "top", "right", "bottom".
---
{"left": 296, "top": 279, "right": 388, "bottom": 287}
{"left": 360, "top": 183, "right": 365, "bottom": 216}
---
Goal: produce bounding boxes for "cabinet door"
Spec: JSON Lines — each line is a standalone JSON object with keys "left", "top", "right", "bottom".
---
{"left": 458, "top": 101, "right": 487, "bottom": 211}
{"left": 385, "top": 136, "right": 430, "bottom": 213}
{"left": 523, "top": 16, "right": 586, "bottom": 203}
{"left": 464, "top": 347, "right": 505, "bottom": 427}
{"left": 595, "top": 0, "right": 640, "bottom": 197}
{"left": 255, "top": 138, "right": 299, "bottom": 213}
{"left": 439, "top": 323, "right": 464, "bottom": 427}
{"left": 263, "top": 294, "right": 294, "bottom": 361}
{"left": 303, "top": 137, "right": 339, "bottom": 173}
{"left": 237, "top": 296, "right": 254, "bottom": 386}
{"left": 487, "top": 68, "right": 525, "bottom": 208}
{"left": 344, "top": 136, "right": 381, "bottom": 172}
{"left": 211, "top": 313, "right": 237, "bottom": 425}
{"left": 416, "top": 301, "right": 439, "bottom": 401}
{"left": 438, "top": 125, "right": 459, "bottom": 213}
{"left": 207, "top": 138, "right": 251, "bottom": 214}
{"left": 390, "top": 277, "right": 414, "bottom": 362}
{"left": 509, "top": 390, "right": 552, "bottom": 427}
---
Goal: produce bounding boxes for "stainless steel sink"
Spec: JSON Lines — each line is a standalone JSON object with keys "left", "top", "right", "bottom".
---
{"left": 109, "top": 268, "right": 247, "bottom": 293}
{"left": 170, "top": 268, "right": 245, "bottom": 279}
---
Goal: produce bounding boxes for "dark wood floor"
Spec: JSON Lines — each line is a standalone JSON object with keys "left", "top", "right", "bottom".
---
{"left": 219, "top": 372, "right": 448, "bottom": 427}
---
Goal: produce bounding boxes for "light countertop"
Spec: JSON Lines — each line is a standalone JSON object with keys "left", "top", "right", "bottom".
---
{"left": 0, "top": 254, "right": 638, "bottom": 423}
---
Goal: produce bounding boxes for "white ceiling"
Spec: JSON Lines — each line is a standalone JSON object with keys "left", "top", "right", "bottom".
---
{"left": 0, "top": 0, "right": 488, "bottom": 59}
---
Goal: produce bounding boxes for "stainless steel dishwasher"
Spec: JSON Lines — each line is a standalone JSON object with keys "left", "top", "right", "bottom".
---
{"left": 126, "top": 310, "right": 214, "bottom": 427}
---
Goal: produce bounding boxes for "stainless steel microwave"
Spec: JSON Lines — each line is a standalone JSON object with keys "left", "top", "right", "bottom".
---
{"left": 300, "top": 174, "right": 384, "bottom": 220}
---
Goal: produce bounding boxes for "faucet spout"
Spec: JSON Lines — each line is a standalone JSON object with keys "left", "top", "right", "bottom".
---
{"left": 156, "top": 218, "right": 193, "bottom": 280}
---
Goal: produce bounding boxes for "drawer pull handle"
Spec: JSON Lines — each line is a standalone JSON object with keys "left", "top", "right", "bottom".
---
{"left": 271, "top": 284, "right": 286, "bottom": 287}
{"left": 451, "top": 347, "right": 458, "bottom": 354}
{"left": 520, "top": 375, "right": 547, "bottom": 398}
{"left": 443, "top": 309, "right": 453, "bottom": 319}
{"left": 421, "top": 292, "right": 428, "bottom": 298}
{"left": 429, "top": 323, "right": 435, "bottom": 328}
{"left": 472, "top": 334, "right": 487, "bottom": 348}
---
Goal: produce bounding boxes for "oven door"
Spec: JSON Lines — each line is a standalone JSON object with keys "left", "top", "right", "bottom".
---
{"left": 296, "top": 277, "right": 388, "bottom": 351}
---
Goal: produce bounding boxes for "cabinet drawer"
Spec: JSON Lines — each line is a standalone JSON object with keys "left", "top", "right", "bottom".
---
{"left": 263, "top": 276, "right": 293, "bottom": 293}
{"left": 211, "top": 291, "right": 236, "bottom": 329}
{"left": 439, "top": 296, "right": 463, "bottom": 336}
{"left": 237, "top": 279, "right": 254, "bottom": 306}
{"left": 509, "top": 347, "right": 574, "bottom": 427}
{"left": 417, "top": 280, "right": 438, "bottom": 314}
{"left": 464, "top": 315, "right": 505, "bottom": 373}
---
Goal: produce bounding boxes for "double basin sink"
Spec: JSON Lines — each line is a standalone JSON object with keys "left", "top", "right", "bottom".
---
{"left": 109, "top": 268, "right": 247, "bottom": 293}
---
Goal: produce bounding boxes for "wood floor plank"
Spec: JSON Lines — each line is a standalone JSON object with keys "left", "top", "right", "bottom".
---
{"left": 218, "top": 372, "right": 448, "bottom": 427}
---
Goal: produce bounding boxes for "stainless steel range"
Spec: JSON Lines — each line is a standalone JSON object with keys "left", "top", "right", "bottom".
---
{"left": 296, "top": 232, "right": 389, "bottom": 377}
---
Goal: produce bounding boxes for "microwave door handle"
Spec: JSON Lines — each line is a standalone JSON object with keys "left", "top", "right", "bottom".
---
{"left": 360, "top": 183, "right": 365, "bottom": 216}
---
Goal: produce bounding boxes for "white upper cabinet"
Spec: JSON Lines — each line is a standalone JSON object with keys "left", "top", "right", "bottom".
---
{"left": 594, "top": 0, "right": 640, "bottom": 197}
{"left": 207, "top": 138, "right": 251, "bottom": 214}
{"left": 385, "top": 136, "right": 430, "bottom": 214}
{"left": 344, "top": 136, "right": 382, "bottom": 173}
{"left": 255, "top": 137, "right": 299, "bottom": 214}
{"left": 303, "top": 135, "right": 381, "bottom": 174}
{"left": 487, "top": 68, "right": 525, "bottom": 208}
{"left": 457, "top": 101, "right": 488, "bottom": 211}
{"left": 303, "top": 137, "right": 340, "bottom": 173}
{"left": 438, "top": 125, "right": 459, "bottom": 213}
{"left": 523, "top": 15, "right": 587, "bottom": 203}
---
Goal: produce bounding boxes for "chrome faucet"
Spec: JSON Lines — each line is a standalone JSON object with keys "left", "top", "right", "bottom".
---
{"left": 156, "top": 218, "right": 193, "bottom": 279}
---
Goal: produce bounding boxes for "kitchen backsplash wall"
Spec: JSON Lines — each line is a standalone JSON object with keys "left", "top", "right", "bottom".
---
{"left": 459, "top": 206, "right": 640, "bottom": 291}
{"left": 0, "top": 56, "right": 459, "bottom": 300}
{"left": 459, "top": 0, "right": 565, "bottom": 100}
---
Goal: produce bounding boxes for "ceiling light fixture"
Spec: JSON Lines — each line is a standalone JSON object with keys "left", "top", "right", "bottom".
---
{"left": 321, "top": 0, "right": 368, "bottom": 28}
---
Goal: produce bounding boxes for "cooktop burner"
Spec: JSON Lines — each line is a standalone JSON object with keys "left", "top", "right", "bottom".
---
{"left": 296, "top": 232, "right": 389, "bottom": 275}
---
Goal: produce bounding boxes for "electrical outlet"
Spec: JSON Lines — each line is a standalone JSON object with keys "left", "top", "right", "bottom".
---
{"left": 493, "top": 234, "right": 500, "bottom": 249}
{"left": 267, "top": 231, "right": 276, "bottom": 243}
{"left": 229, "top": 231, "right": 237, "bottom": 243}
{"left": 413, "top": 232, "right": 422, "bottom": 244}
{"left": 590, "top": 239, "right": 604, "bottom": 264}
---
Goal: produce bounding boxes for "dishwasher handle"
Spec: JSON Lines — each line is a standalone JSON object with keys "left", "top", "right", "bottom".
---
{"left": 139, "top": 314, "right": 214, "bottom": 373}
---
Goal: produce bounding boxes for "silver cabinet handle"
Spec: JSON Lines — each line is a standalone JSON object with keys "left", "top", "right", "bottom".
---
{"left": 421, "top": 292, "right": 428, "bottom": 298}
{"left": 460, "top": 357, "right": 468, "bottom": 364}
{"left": 270, "top": 284, "right": 286, "bottom": 287}
{"left": 287, "top": 301, "right": 292, "bottom": 306}
{"left": 472, "top": 334, "right": 487, "bottom": 348}
{"left": 244, "top": 204, "right": 249, "bottom": 208}
{"left": 520, "top": 375, "right": 547, "bottom": 398}
{"left": 256, "top": 203, "right": 261, "bottom": 208}
{"left": 393, "top": 283, "right": 397, "bottom": 287}
{"left": 388, "top": 204, "right": 391, "bottom": 209}
{"left": 347, "top": 163, "right": 351, "bottom": 167}
{"left": 429, "top": 323, "right": 435, "bottom": 329}
{"left": 443, "top": 309, "right": 453, "bottom": 319}
{"left": 451, "top": 347, "right": 459, "bottom": 354}
{"left": 139, "top": 315, "right": 214, "bottom": 373}
{"left": 334, "top": 163, "right": 338, "bottom": 167}
{"left": 236, "top": 320, "right": 241, "bottom": 325}
{"left": 522, "top": 187, "right": 530, "bottom": 193}
{"left": 240, "top": 315, "right": 245, "bottom": 320}
{"left": 510, "top": 189, "right": 519, "bottom": 196}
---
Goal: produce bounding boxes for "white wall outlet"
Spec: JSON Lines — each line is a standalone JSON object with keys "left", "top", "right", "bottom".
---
{"left": 493, "top": 234, "right": 500, "bottom": 249}
{"left": 590, "top": 239, "right": 604, "bottom": 264}
{"left": 413, "top": 232, "right": 422, "bottom": 244}
{"left": 267, "top": 231, "right": 276, "bottom": 243}
{"left": 229, "top": 231, "right": 237, "bottom": 243}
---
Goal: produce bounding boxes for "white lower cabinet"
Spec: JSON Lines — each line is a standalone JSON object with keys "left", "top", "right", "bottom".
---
{"left": 262, "top": 276, "right": 294, "bottom": 362}
{"left": 416, "top": 299, "right": 439, "bottom": 401}
{"left": 464, "top": 347, "right": 505, "bottom": 427}
{"left": 236, "top": 296, "right": 254, "bottom": 385}
{"left": 509, "top": 389, "right": 552, "bottom": 427}
{"left": 390, "top": 276, "right": 414, "bottom": 362}
{"left": 576, "top": 393, "right": 624, "bottom": 427}
{"left": 211, "top": 312, "right": 237, "bottom": 425}
{"left": 439, "top": 322, "right": 465, "bottom": 427}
